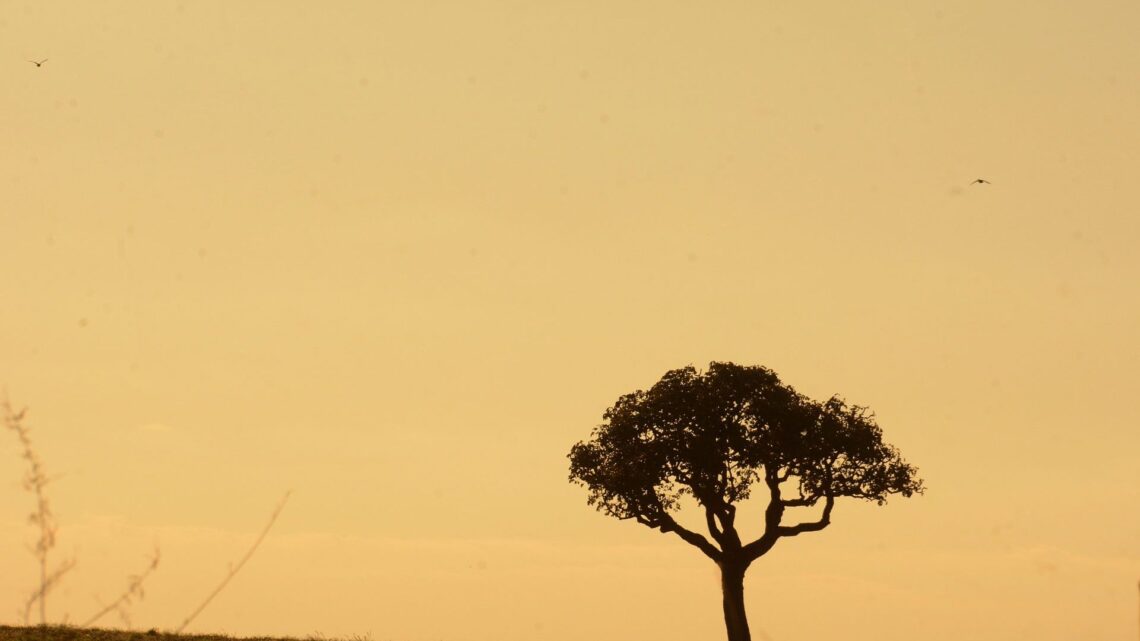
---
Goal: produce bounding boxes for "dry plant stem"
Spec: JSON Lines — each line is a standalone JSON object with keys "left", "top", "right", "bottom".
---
{"left": 3, "top": 395, "right": 74, "bottom": 625}
{"left": 80, "top": 548, "right": 162, "bottom": 628}
{"left": 175, "top": 491, "right": 293, "bottom": 633}
{"left": 21, "top": 558, "right": 76, "bottom": 625}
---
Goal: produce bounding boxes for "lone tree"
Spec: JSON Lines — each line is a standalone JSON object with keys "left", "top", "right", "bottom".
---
{"left": 568, "top": 362, "right": 923, "bottom": 641}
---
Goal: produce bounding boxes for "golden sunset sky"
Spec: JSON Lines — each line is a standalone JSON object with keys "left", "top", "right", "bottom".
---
{"left": 2, "top": 1, "right": 1138, "bottom": 640}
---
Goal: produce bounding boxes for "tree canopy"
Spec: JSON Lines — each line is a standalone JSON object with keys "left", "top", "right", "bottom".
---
{"left": 568, "top": 361, "right": 924, "bottom": 564}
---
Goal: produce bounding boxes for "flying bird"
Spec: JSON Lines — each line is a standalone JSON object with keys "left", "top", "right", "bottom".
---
{"left": 971, "top": 178, "right": 991, "bottom": 185}
{"left": 27, "top": 58, "right": 48, "bottom": 67}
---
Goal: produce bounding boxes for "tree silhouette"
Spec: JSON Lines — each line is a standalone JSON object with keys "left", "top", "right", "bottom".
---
{"left": 568, "top": 362, "right": 924, "bottom": 641}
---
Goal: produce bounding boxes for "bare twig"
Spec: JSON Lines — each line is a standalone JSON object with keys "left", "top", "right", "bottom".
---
{"left": 3, "top": 394, "right": 76, "bottom": 625}
{"left": 80, "top": 547, "right": 162, "bottom": 628}
{"left": 175, "top": 491, "right": 293, "bottom": 633}
{"left": 20, "top": 557, "right": 77, "bottom": 625}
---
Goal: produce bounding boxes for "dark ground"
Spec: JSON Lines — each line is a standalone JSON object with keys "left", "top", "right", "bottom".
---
{"left": 0, "top": 627, "right": 352, "bottom": 641}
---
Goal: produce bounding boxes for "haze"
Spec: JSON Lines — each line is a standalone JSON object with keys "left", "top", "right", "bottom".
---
{"left": 2, "top": 2, "right": 1139, "bottom": 640}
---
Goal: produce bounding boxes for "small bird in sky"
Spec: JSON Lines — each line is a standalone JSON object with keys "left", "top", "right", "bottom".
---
{"left": 27, "top": 58, "right": 48, "bottom": 67}
{"left": 971, "top": 178, "right": 991, "bottom": 185}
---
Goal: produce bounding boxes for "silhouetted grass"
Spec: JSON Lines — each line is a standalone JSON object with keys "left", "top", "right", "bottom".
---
{"left": 4, "top": 394, "right": 289, "bottom": 631}
{"left": 2, "top": 396, "right": 77, "bottom": 624}
{"left": 0, "top": 627, "right": 371, "bottom": 641}
{"left": 79, "top": 550, "right": 161, "bottom": 628}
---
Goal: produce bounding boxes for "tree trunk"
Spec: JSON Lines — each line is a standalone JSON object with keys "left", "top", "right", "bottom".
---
{"left": 721, "top": 561, "right": 751, "bottom": 641}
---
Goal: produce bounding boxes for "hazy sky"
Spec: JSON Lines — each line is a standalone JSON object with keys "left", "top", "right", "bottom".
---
{"left": 2, "top": 1, "right": 1139, "bottom": 640}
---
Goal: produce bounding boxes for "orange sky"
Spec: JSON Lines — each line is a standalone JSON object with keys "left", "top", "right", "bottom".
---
{"left": 2, "top": 2, "right": 1139, "bottom": 640}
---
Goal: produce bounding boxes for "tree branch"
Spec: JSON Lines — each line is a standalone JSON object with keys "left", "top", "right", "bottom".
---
{"left": 780, "top": 489, "right": 821, "bottom": 508}
{"left": 740, "top": 467, "right": 784, "bottom": 562}
{"left": 655, "top": 512, "right": 722, "bottom": 561}
{"left": 761, "top": 467, "right": 784, "bottom": 537}
{"left": 705, "top": 507, "right": 725, "bottom": 543}
{"left": 776, "top": 494, "right": 834, "bottom": 537}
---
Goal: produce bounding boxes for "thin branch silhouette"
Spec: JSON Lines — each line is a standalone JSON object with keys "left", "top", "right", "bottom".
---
{"left": 20, "top": 558, "right": 76, "bottom": 625}
{"left": 175, "top": 491, "right": 292, "bottom": 633}
{"left": 80, "top": 547, "right": 161, "bottom": 628}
